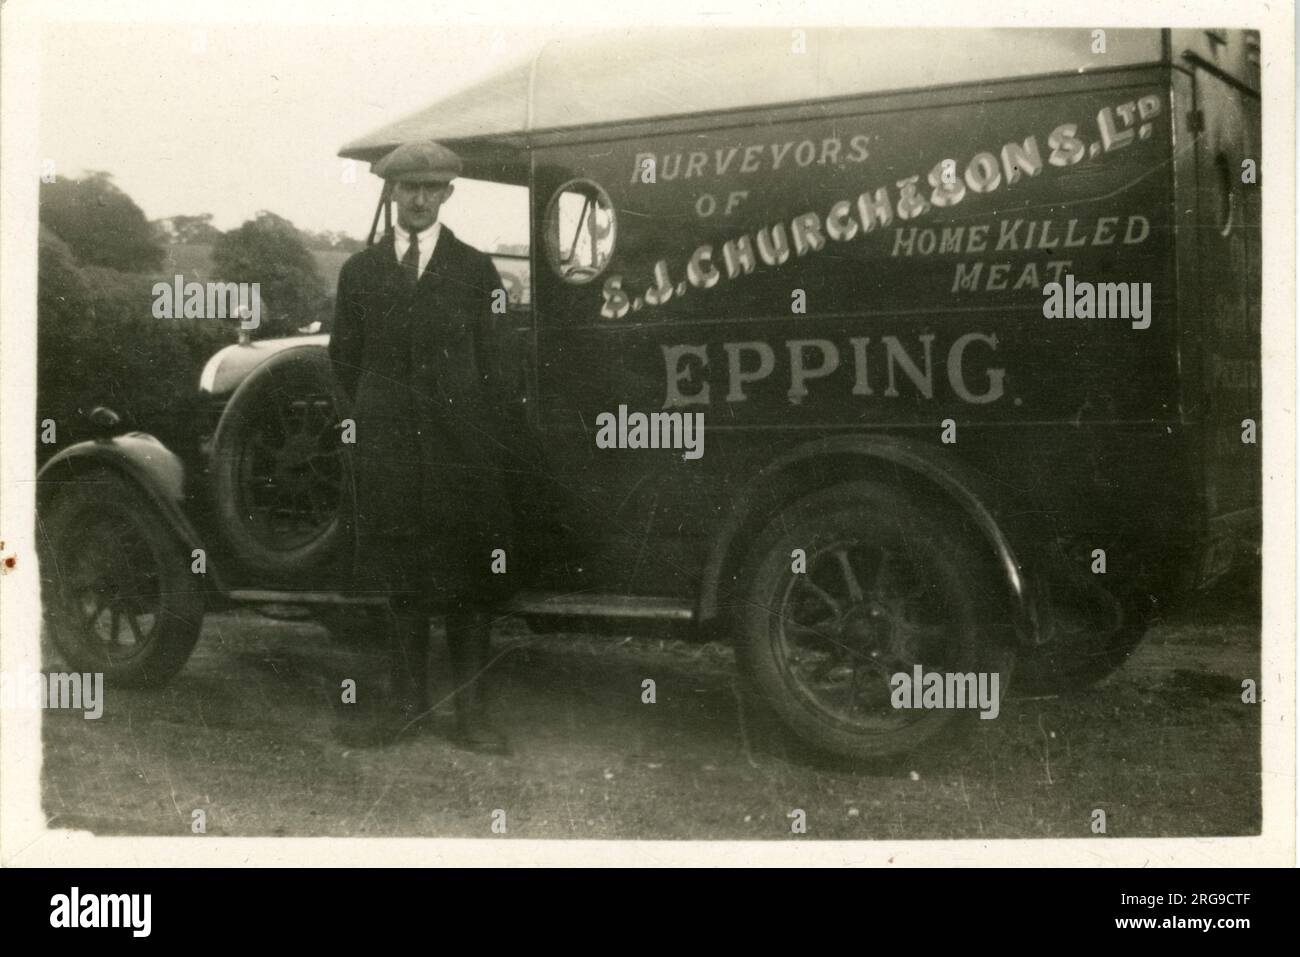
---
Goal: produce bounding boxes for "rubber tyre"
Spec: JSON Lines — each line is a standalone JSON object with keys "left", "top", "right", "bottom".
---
{"left": 39, "top": 469, "right": 205, "bottom": 687}
{"left": 208, "top": 347, "right": 353, "bottom": 582}
{"left": 736, "top": 481, "right": 1014, "bottom": 761}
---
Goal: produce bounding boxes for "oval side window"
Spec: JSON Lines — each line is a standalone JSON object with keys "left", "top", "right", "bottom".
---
{"left": 542, "top": 179, "right": 617, "bottom": 285}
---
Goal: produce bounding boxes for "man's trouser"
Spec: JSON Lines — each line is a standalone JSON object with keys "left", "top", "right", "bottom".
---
{"left": 365, "top": 533, "right": 497, "bottom": 727}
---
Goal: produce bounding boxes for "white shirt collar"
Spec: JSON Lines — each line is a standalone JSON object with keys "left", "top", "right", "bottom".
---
{"left": 395, "top": 220, "right": 440, "bottom": 246}
{"left": 394, "top": 220, "right": 442, "bottom": 275}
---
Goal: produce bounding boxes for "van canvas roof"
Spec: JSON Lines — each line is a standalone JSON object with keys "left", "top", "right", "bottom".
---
{"left": 339, "top": 27, "right": 1164, "bottom": 163}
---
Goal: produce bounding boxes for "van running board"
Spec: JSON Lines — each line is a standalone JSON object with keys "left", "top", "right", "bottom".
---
{"left": 510, "top": 592, "right": 694, "bottom": 621}
{"left": 226, "top": 590, "right": 385, "bottom": 607}
{"left": 224, "top": 589, "right": 695, "bottom": 621}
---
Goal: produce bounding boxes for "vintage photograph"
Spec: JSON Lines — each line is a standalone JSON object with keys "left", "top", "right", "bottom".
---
{"left": 1, "top": 3, "right": 1284, "bottom": 856}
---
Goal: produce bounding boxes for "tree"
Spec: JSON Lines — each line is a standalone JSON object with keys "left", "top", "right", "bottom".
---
{"left": 39, "top": 171, "right": 164, "bottom": 272}
{"left": 210, "top": 211, "right": 327, "bottom": 338}
{"left": 37, "top": 226, "right": 235, "bottom": 464}
{"left": 301, "top": 228, "right": 365, "bottom": 252}
{"left": 154, "top": 213, "right": 223, "bottom": 245}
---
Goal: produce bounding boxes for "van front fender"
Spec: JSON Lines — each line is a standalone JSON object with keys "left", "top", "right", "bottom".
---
{"left": 37, "top": 433, "right": 223, "bottom": 591}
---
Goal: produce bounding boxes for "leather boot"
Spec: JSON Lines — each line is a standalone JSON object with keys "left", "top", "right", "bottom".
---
{"left": 333, "top": 606, "right": 430, "bottom": 748}
{"left": 446, "top": 609, "right": 510, "bottom": 755}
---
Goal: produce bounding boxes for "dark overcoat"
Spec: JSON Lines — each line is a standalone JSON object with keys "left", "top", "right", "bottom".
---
{"left": 328, "top": 226, "right": 517, "bottom": 607}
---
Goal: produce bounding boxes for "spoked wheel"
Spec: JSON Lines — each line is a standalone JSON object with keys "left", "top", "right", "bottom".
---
{"left": 239, "top": 392, "right": 343, "bottom": 547}
{"left": 737, "top": 481, "right": 1013, "bottom": 761}
{"left": 39, "top": 469, "right": 204, "bottom": 687}
{"left": 210, "top": 347, "right": 352, "bottom": 581}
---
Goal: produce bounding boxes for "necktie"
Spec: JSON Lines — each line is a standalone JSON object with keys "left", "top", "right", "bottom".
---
{"left": 401, "top": 230, "right": 420, "bottom": 284}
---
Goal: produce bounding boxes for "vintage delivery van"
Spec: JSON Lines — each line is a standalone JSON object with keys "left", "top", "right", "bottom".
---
{"left": 37, "top": 27, "right": 1262, "bottom": 760}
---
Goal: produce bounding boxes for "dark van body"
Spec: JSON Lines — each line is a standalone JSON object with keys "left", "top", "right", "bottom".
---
{"left": 38, "top": 28, "right": 1261, "bottom": 759}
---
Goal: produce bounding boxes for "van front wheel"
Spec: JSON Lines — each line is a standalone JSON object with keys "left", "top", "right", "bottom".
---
{"left": 39, "top": 469, "right": 205, "bottom": 687}
{"left": 736, "top": 481, "right": 1013, "bottom": 761}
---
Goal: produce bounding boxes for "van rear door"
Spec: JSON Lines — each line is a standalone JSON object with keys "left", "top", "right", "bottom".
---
{"left": 1181, "top": 35, "right": 1262, "bottom": 577}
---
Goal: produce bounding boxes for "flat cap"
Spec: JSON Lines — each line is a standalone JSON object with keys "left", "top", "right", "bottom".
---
{"left": 372, "top": 140, "right": 463, "bottom": 183}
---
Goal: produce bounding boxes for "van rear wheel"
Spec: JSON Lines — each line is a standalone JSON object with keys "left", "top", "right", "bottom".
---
{"left": 736, "top": 481, "right": 1013, "bottom": 761}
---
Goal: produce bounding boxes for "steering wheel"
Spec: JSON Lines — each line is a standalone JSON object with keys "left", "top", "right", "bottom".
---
{"left": 562, "top": 264, "right": 601, "bottom": 281}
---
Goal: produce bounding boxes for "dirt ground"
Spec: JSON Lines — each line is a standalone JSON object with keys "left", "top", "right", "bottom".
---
{"left": 40, "top": 591, "right": 1260, "bottom": 840}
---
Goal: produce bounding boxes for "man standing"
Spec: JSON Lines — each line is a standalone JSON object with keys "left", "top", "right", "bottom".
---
{"left": 329, "top": 140, "right": 515, "bottom": 754}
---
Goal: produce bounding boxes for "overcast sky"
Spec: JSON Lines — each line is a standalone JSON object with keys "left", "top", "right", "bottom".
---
{"left": 38, "top": 15, "right": 586, "bottom": 246}
{"left": 32, "top": 0, "right": 1250, "bottom": 252}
